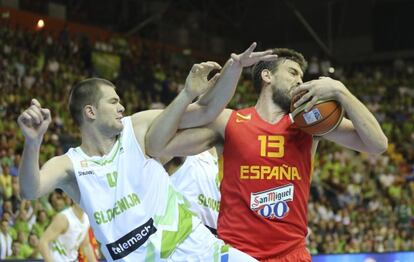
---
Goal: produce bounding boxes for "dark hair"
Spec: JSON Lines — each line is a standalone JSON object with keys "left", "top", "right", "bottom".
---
{"left": 252, "top": 48, "right": 308, "bottom": 91}
{"left": 69, "top": 78, "right": 115, "bottom": 126}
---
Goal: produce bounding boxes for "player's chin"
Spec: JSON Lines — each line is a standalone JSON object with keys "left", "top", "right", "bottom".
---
{"left": 114, "top": 122, "right": 124, "bottom": 132}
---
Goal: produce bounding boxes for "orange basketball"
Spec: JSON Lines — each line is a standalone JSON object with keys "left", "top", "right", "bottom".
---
{"left": 290, "top": 91, "right": 344, "bottom": 136}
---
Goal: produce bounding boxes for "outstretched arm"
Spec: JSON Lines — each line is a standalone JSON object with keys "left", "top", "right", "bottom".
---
{"left": 144, "top": 61, "right": 219, "bottom": 158}
{"left": 292, "top": 77, "right": 388, "bottom": 154}
{"left": 17, "top": 99, "right": 71, "bottom": 200}
{"left": 180, "top": 42, "right": 277, "bottom": 128}
{"left": 145, "top": 43, "right": 277, "bottom": 158}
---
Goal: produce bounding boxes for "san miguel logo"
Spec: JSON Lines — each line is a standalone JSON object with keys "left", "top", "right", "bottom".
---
{"left": 250, "top": 184, "right": 294, "bottom": 220}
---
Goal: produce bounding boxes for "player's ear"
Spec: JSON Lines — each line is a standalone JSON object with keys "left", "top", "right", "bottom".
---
{"left": 261, "top": 69, "right": 272, "bottom": 84}
{"left": 84, "top": 105, "right": 96, "bottom": 121}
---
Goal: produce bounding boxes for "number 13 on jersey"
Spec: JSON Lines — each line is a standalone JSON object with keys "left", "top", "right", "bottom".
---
{"left": 258, "top": 135, "right": 285, "bottom": 158}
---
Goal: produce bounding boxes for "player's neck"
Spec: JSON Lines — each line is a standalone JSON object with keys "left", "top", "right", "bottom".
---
{"left": 255, "top": 86, "right": 286, "bottom": 124}
{"left": 80, "top": 126, "right": 118, "bottom": 157}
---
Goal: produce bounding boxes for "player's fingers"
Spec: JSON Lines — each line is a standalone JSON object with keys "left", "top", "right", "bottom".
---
{"left": 260, "top": 54, "right": 278, "bottom": 61}
{"left": 18, "top": 112, "right": 32, "bottom": 126}
{"left": 294, "top": 91, "right": 313, "bottom": 108}
{"left": 301, "top": 80, "right": 314, "bottom": 86}
{"left": 230, "top": 53, "right": 239, "bottom": 61}
{"left": 291, "top": 85, "right": 308, "bottom": 97}
{"left": 209, "top": 73, "right": 220, "bottom": 84}
{"left": 31, "top": 98, "right": 41, "bottom": 108}
{"left": 26, "top": 110, "right": 42, "bottom": 125}
{"left": 205, "top": 61, "right": 222, "bottom": 69}
{"left": 252, "top": 50, "right": 273, "bottom": 57}
{"left": 207, "top": 62, "right": 222, "bottom": 70}
{"left": 41, "top": 108, "right": 51, "bottom": 121}
{"left": 30, "top": 104, "right": 43, "bottom": 118}
{"left": 201, "top": 62, "right": 222, "bottom": 72}
{"left": 242, "top": 42, "right": 257, "bottom": 55}
{"left": 191, "top": 64, "right": 202, "bottom": 73}
{"left": 292, "top": 81, "right": 315, "bottom": 96}
{"left": 304, "top": 96, "right": 319, "bottom": 112}
{"left": 318, "top": 76, "right": 331, "bottom": 80}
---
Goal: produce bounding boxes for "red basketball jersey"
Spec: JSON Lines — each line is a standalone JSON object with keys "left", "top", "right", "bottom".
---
{"left": 218, "top": 107, "right": 313, "bottom": 259}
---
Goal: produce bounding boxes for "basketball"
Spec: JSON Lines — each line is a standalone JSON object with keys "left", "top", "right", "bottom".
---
{"left": 290, "top": 91, "right": 344, "bottom": 136}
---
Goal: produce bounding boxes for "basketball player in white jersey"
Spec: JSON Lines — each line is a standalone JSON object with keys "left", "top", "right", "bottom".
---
{"left": 38, "top": 202, "right": 96, "bottom": 262}
{"left": 170, "top": 147, "right": 221, "bottom": 234}
{"left": 17, "top": 44, "right": 276, "bottom": 261}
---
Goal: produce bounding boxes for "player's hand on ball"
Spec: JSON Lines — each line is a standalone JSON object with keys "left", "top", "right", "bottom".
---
{"left": 17, "top": 98, "right": 51, "bottom": 141}
{"left": 184, "top": 61, "right": 222, "bottom": 98}
{"left": 291, "top": 77, "right": 348, "bottom": 112}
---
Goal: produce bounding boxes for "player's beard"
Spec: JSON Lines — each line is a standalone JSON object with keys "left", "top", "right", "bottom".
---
{"left": 272, "top": 86, "right": 291, "bottom": 113}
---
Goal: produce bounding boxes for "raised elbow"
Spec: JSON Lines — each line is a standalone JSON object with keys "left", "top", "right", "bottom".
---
{"left": 146, "top": 147, "right": 162, "bottom": 158}
{"left": 369, "top": 136, "right": 388, "bottom": 155}
{"left": 19, "top": 188, "right": 39, "bottom": 200}
{"left": 145, "top": 140, "right": 163, "bottom": 158}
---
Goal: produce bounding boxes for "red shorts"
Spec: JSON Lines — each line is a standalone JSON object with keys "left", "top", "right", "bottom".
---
{"left": 260, "top": 246, "right": 311, "bottom": 262}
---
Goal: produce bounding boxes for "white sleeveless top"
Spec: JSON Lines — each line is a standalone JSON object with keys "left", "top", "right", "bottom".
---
{"left": 50, "top": 207, "right": 89, "bottom": 262}
{"left": 66, "top": 117, "right": 202, "bottom": 261}
{"left": 170, "top": 151, "right": 221, "bottom": 230}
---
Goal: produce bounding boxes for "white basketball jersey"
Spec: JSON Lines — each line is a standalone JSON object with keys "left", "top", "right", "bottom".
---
{"left": 50, "top": 207, "right": 89, "bottom": 262}
{"left": 66, "top": 117, "right": 209, "bottom": 261}
{"left": 170, "top": 151, "right": 221, "bottom": 230}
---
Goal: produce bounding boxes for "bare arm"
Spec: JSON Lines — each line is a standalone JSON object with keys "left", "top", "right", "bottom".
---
{"left": 20, "top": 154, "right": 72, "bottom": 200}
{"left": 80, "top": 232, "right": 98, "bottom": 262}
{"left": 17, "top": 99, "right": 72, "bottom": 199}
{"left": 180, "top": 43, "right": 277, "bottom": 128}
{"left": 293, "top": 77, "right": 388, "bottom": 154}
{"left": 177, "top": 59, "right": 238, "bottom": 128}
{"left": 159, "top": 128, "right": 219, "bottom": 158}
{"left": 38, "top": 213, "right": 68, "bottom": 262}
{"left": 144, "top": 61, "right": 221, "bottom": 158}
{"left": 145, "top": 43, "right": 277, "bottom": 158}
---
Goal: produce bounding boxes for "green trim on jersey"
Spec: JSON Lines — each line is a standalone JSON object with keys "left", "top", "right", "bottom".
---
{"left": 160, "top": 203, "right": 193, "bottom": 258}
{"left": 89, "top": 140, "right": 121, "bottom": 166}
{"left": 213, "top": 242, "right": 220, "bottom": 262}
{"left": 51, "top": 240, "right": 67, "bottom": 256}
{"left": 74, "top": 139, "right": 122, "bottom": 166}
{"left": 221, "top": 244, "right": 230, "bottom": 253}
{"left": 154, "top": 186, "right": 194, "bottom": 259}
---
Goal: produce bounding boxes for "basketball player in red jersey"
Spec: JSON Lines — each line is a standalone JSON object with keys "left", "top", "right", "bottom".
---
{"left": 145, "top": 47, "right": 388, "bottom": 261}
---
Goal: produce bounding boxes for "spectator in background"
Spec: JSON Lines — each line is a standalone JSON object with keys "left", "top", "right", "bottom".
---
{"left": 7, "top": 240, "right": 25, "bottom": 259}
{"left": 38, "top": 203, "right": 96, "bottom": 262}
{"left": 32, "top": 209, "right": 49, "bottom": 238}
{"left": 0, "top": 164, "right": 12, "bottom": 199}
{"left": 28, "top": 233, "right": 42, "bottom": 259}
{"left": 0, "top": 218, "right": 12, "bottom": 259}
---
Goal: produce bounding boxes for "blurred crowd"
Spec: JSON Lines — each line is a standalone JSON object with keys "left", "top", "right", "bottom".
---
{"left": 0, "top": 23, "right": 413, "bottom": 259}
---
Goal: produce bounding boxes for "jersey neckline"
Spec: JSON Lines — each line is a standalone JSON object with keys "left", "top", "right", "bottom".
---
{"left": 250, "top": 107, "right": 292, "bottom": 129}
